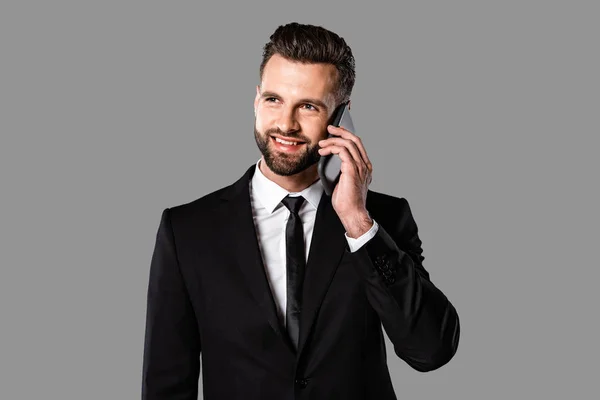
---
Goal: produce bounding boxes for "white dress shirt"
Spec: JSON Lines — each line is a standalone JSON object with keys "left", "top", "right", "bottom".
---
{"left": 249, "top": 158, "right": 379, "bottom": 325}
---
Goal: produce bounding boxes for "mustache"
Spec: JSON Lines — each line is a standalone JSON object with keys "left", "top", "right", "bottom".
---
{"left": 264, "top": 128, "right": 307, "bottom": 142}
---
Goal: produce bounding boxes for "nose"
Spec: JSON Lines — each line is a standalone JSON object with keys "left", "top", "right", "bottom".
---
{"left": 275, "top": 106, "right": 300, "bottom": 134}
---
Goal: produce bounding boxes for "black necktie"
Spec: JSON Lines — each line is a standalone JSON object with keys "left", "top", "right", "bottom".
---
{"left": 280, "top": 195, "right": 306, "bottom": 350}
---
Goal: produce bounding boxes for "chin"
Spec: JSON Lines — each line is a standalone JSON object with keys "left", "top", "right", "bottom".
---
{"left": 254, "top": 127, "right": 320, "bottom": 176}
{"left": 264, "top": 149, "right": 320, "bottom": 177}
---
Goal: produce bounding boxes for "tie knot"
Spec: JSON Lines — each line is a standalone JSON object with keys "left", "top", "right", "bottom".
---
{"left": 281, "top": 195, "right": 305, "bottom": 215}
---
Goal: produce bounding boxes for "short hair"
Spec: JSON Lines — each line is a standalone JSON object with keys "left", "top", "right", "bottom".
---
{"left": 259, "top": 22, "right": 356, "bottom": 106}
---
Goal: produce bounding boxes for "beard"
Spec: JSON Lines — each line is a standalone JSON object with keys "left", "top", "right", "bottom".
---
{"left": 254, "top": 124, "right": 322, "bottom": 177}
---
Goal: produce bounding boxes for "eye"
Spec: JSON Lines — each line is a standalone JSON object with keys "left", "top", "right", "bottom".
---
{"left": 265, "top": 97, "right": 278, "bottom": 102}
{"left": 302, "top": 104, "right": 317, "bottom": 111}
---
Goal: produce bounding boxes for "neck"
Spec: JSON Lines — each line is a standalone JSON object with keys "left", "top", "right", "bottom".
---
{"left": 259, "top": 158, "right": 320, "bottom": 193}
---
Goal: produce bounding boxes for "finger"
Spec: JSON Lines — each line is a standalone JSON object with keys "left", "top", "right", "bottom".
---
{"left": 320, "top": 145, "right": 373, "bottom": 187}
{"left": 327, "top": 125, "right": 372, "bottom": 173}
{"left": 319, "top": 137, "right": 364, "bottom": 172}
{"left": 319, "top": 142, "right": 367, "bottom": 181}
{"left": 319, "top": 145, "right": 359, "bottom": 175}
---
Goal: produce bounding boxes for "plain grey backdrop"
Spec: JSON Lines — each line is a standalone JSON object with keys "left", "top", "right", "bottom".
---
{"left": 2, "top": 0, "right": 598, "bottom": 398}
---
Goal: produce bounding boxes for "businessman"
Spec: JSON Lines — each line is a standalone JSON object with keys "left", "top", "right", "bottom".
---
{"left": 142, "top": 22, "right": 460, "bottom": 399}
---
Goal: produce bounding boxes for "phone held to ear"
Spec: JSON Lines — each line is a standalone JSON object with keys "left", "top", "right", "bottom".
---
{"left": 318, "top": 101, "right": 355, "bottom": 196}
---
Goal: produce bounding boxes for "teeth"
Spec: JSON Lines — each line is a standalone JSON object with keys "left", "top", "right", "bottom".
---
{"left": 275, "top": 137, "right": 300, "bottom": 145}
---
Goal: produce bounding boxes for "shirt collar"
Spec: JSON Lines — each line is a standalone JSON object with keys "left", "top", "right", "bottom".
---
{"left": 251, "top": 158, "right": 323, "bottom": 214}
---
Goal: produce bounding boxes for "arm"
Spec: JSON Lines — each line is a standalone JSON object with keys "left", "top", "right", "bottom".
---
{"left": 347, "top": 198, "right": 460, "bottom": 372}
{"left": 142, "top": 208, "right": 201, "bottom": 399}
{"left": 318, "top": 124, "right": 458, "bottom": 371}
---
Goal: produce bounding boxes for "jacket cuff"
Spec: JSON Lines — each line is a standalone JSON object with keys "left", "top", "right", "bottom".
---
{"left": 349, "top": 223, "right": 408, "bottom": 286}
{"left": 344, "top": 219, "right": 379, "bottom": 253}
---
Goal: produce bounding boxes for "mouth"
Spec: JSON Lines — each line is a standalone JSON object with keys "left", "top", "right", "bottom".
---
{"left": 270, "top": 135, "right": 306, "bottom": 152}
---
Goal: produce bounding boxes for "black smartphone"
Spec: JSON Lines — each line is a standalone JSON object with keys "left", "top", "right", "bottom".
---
{"left": 318, "top": 101, "right": 355, "bottom": 196}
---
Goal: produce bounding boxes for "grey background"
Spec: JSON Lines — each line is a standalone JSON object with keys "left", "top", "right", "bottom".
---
{"left": 1, "top": 0, "right": 598, "bottom": 398}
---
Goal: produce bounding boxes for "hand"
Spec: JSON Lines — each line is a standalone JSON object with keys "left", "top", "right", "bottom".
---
{"left": 318, "top": 125, "right": 374, "bottom": 236}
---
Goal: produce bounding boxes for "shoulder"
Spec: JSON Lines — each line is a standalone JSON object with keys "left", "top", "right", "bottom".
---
{"left": 366, "top": 188, "right": 410, "bottom": 212}
{"left": 154, "top": 164, "right": 255, "bottom": 238}
{"left": 167, "top": 185, "right": 231, "bottom": 224}
{"left": 366, "top": 189, "right": 419, "bottom": 234}
{"left": 161, "top": 182, "right": 235, "bottom": 230}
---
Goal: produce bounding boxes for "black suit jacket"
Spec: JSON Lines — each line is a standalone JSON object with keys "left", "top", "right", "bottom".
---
{"left": 142, "top": 164, "right": 460, "bottom": 399}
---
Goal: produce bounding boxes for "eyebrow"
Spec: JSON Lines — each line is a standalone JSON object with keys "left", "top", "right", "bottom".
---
{"left": 260, "top": 91, "right": 329, "bottom": 111}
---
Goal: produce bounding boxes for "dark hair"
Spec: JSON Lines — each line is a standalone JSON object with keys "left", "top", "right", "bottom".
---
{"left": 259, "top": 22, "right": 356, "bottom": 106}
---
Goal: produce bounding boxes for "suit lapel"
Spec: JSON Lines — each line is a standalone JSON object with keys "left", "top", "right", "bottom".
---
{"left": 220, "top": 164, "right": 348, "bottom": 357}
{"left": 220, "top": 165, "right": 293, "bottom": 352}
{"left": 297, "top": 191, "right": 348, "bottom": 356}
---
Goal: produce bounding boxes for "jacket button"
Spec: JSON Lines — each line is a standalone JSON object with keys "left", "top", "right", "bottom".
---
{"left": 295, "top": 378, "right": 309, "bottom": 388}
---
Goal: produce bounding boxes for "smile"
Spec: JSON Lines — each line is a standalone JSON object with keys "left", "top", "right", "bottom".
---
{"left": 271, "top": 136, "right": 306, "bottom": 152}
{"left": 274, "top": 137, "right": 303, "bottom": 145}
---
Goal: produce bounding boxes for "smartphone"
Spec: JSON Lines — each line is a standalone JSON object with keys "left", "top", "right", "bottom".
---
{"left": 318, "top": 101, "right": 355, "bottom": 196}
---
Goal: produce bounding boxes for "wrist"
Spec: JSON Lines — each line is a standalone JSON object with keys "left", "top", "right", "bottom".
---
{"left": 341, "top": 210, "right": 373, "bottom": 239}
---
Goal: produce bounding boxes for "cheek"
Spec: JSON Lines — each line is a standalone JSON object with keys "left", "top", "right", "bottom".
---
{"left": 254, "top": 116, "right": 267, "bottom": 133}
{"left": 302, "top": 120, "right": 328, "bottom": 141}
{"left": 255, "top": 110, "right": 275, "bottom": 130}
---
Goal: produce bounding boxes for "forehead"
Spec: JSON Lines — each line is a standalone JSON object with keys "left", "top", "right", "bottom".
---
{"left": 261, "top": 54, "right": 338, "bottom": 103}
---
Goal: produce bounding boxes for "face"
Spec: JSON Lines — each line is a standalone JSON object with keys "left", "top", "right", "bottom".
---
{"left": 254, "top": 54, "right": 338, "bottom": 176}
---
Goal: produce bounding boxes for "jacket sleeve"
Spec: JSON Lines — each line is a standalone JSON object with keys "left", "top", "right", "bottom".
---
{"left": 349, "top": 198, "right": 460, "bottom": 372}
{"left": 142, "top": 208, "right": 201, "bottom": 399}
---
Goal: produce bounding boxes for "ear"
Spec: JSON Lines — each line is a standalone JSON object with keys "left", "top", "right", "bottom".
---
{"left": 347, "top": 100, "right": 352, "bottom": 110}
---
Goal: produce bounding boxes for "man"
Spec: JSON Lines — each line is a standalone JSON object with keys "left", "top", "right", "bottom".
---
{"left": 142, "top": 22, "right": 460, "bottom": 399}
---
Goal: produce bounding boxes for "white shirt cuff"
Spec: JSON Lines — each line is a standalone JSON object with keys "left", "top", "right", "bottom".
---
{"left": 345, "top": 219, "right": 379, "bottom": 253}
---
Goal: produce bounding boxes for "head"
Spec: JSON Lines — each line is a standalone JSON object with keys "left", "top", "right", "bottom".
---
{"left": 254, "top": 22, "right": 356, "bottom": 177}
